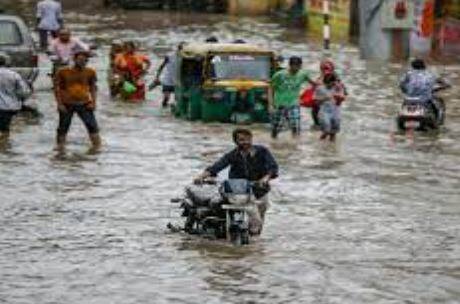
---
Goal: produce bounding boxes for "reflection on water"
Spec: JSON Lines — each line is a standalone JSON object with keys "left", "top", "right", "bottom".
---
{"left": 0, "top": 5, "right": 460, "bottom": 304}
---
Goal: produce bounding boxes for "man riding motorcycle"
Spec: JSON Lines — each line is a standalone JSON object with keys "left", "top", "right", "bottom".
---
{"left": 399, "top": 59, "right": 449, "bottom": 120}
{"left": 194, "top": 128, "right": 279, "bottom": 236}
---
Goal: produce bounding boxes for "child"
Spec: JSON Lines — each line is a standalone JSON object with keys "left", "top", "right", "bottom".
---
{"left": 315, "top": 73, "right": 345, "bottom": 142}
{"left": 311, "top": 59, "right": 347, "bottom": 128}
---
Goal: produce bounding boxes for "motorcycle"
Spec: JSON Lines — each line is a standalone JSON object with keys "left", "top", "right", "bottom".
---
{"left": 397, "top": 85, "right": 449, "bottom": 131}
{"left": 168, "top": 179, "right": 266, "bottom": 246}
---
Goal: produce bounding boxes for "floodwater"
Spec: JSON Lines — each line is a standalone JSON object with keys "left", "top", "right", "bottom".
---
{"left": 1, "top": 4, "right": 460, "bottom": 304}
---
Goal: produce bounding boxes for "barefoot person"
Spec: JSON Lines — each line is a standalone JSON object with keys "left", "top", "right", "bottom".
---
{"left": 54, "top": 51, "right": 101, "bottom": 151}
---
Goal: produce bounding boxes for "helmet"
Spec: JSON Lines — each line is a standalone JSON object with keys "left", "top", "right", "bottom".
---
{"left": 411, "top": 58, "right": 426, "bottom": 70}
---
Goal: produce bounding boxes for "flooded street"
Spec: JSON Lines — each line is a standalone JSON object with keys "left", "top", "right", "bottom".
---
{"left": 1, "top": 5, "right": 460, "bottom": 304}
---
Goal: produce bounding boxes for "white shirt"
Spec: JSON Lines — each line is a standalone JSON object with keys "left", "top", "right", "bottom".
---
{"left": 37, "top": 0, "right": 62, "bottom": 31}
{"left": 0, "top": 68, "right": 32, "bottom": 111}
{"left": 161, "top": 52, "right": 178, "bottom": 87}
{"left": 49, "top": 37, "right": 89, "bottom": 63}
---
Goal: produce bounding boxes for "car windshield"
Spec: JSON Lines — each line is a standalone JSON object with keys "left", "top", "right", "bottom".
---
{"left": 210, "top": 54, "right": 271, "bottom": 80}
{"left": 0, "top": 21, "right": 22, "bottom": 45}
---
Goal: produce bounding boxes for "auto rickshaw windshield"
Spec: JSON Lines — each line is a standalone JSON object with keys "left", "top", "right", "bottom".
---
{"left": 209, "top": 54, "right": 271, "bottom": 81}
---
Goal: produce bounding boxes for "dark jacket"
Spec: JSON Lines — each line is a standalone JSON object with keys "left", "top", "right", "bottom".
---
{"left": 206, "top": 145, "right": 279, "bottom": 181}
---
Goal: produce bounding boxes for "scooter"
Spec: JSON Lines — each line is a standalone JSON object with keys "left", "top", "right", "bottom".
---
{"left": 397, "top": 85, "right": 449, "bottom": 131}
{"left": 168, "top": 179, "right": 263, "bottom": 246}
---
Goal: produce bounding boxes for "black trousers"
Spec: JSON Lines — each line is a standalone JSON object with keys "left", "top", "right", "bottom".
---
{"left": 57, "top": 104, "right": 99, "bottom": 136}
{"left": 38, "top": 29, "right": 58, "bottom": 50}
{"left": 0, "top": 110, "right": 18, "bottom": 132}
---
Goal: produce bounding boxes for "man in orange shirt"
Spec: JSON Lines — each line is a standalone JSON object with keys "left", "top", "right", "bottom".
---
{"left": 54, "top": 51, "right": 101, "bottom": 151}
{"left": 114, "top": 41, "right": 151, "bottom": 101}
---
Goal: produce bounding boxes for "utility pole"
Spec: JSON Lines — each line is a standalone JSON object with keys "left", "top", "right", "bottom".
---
{"left": 349, "top": 0, "right": 360, "bottom": 43}
{"left": 323, "top": 0, "right": 331, "bottom": 51}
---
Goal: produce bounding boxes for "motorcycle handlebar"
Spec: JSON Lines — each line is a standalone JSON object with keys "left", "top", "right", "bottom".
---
{"left": 194, "top": 178, "right": 217, "bottom": 185}
{"left": 194, "top": 179, "right": 266, "bottom": 188}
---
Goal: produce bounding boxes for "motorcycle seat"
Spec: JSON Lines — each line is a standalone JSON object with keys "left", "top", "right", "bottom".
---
{"left": 222, "top": 204, "right": 254, "bottom": 211}
{"left": 403, "top": 96, "right": 424, "bottom": 103}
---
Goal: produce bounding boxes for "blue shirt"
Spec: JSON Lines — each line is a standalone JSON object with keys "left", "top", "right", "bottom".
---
{"left": 37, "top": 0, "right": 62, "bottom": 31}
{"left": 400, "top": 70, "right": 437, "bottom": 101}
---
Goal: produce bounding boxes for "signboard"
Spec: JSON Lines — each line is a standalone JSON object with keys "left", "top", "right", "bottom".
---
{"left": 381, "top": 0, "right": 415, "bottom": 29}
{"left": 410, "top": 0, "right": 435, "bottom": 55}
{"left": 440, "top": 17, "right": 460, "bottom": 55}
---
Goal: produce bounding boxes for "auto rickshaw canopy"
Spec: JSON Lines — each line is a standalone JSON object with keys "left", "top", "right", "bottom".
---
{"left": 179, "top": 43, "right": 275, "bottom": 59}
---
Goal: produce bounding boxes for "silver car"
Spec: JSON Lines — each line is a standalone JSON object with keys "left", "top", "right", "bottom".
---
{"left": 0, "top": 14, "right": 39, "bottom": 84}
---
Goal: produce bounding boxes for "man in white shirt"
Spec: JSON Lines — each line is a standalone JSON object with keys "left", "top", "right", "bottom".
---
{"left": 36, "top": 0, "right": 63, "bottom": 51}
{"left": 0, "top": 55, "right": 32, "bottom": 142}
{"left": 150, "top": 42, "right": 185, "bottom": 108}
{"left": 49, "top": 28, "right": 89, "bottom": 65}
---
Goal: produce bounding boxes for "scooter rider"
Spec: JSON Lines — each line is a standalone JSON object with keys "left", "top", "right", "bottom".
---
{"left": 194, "top": 128, "right": 279, "bottom": 235}
{"left": 399, "top": 58, "right": 449, "bottom": 118}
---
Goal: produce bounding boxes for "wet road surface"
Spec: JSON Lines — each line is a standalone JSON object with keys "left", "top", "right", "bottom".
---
{"left": 1, "top": 5, "right": 460, "bottom": 304}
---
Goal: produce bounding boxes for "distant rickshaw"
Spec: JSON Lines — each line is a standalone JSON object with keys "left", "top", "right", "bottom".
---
{"left": 175, "top": 43, "right": 276, "bottom": 123}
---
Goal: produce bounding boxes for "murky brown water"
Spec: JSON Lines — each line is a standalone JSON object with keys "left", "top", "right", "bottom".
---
{"left": 1, "top": 4, "right": 460, "bottom": 304}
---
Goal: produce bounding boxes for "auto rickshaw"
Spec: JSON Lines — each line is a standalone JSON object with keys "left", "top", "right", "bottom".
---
{"left": 174, "top": 43, "right": 276, "bottom": 123}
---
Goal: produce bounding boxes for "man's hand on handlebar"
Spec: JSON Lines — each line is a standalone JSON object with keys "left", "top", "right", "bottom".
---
{"left": 258, "top": 175, "right": 271, "bottom": 186}
{"left": 193, "top": 171, "right": 212, "bottom": 185}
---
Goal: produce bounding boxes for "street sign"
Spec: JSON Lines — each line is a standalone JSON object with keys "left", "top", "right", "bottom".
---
{"left": 381, "top": 0, "right": 415, "bottom": 29}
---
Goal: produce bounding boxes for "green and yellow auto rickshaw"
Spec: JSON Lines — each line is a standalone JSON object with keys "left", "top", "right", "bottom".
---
{"left": 174, "top": 43, "right": 276, "bottom": 123}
